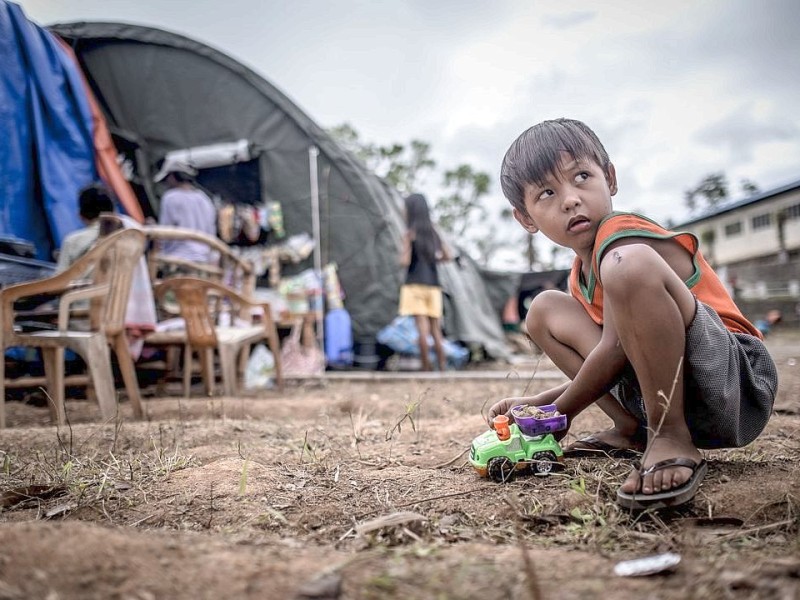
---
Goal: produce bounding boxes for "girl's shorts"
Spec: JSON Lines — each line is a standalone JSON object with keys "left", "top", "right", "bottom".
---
{"left": 611, "top": 300, "right": 778, "bottom": 449}
{"left": 398, "top": 284, "right": 443, "bottom": 319}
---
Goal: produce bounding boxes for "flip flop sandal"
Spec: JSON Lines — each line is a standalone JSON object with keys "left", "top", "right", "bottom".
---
{"left": 616, "top": 458, "right": 708, "bottom": 510}
{"left": 563, "top": 434, "right": 644, "bottom": 459}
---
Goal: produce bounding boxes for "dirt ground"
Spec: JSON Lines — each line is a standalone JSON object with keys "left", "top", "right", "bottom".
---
{"left": 1, "top": 331, "right": 799, "bottom": 600}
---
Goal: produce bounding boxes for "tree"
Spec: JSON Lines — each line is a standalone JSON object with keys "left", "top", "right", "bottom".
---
{"left": 472, "top": 224, "right": 503, "bottom": 267}
{"left": 740, "top": 179, "right": 760, "bottom": 196}
{"left": 435, "top": 164, "right": 490, "bottom": 237}
{"left": 549, "top": 245, "right": 570, "bottom": 269}
{"left": 684, "top": 172, "right": 728, "bottom": 213}
{"left": 329, "top": 123, "right": 513, "bottom": 267}
{"left": 524, "top": 232, "right": 537, "bottom": 271}
{"left": 328, "top": 123, "right": 435, "bottom": 195}
{"left": 434, "top": 164, "right": 495, "bottom": 264}
{"left": 380, "top": 140, "right": 436, "bottom": 195}
{"left": 327, "top": 123, "right": 375, "bottom": 163}
{"left": 684, "top": 173, "right": 760, "bottom": 214}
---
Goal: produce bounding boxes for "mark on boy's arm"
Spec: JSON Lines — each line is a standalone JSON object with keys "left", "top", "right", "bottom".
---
{"left": 612, "top": 250, "right": 622, "bottom": 263}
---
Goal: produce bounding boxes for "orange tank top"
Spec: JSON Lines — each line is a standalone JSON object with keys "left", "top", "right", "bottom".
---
{"left": 568, "top": 212, "right": 761, "bottom": 338}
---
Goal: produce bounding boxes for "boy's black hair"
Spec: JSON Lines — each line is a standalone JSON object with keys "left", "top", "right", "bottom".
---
{"left": 78, "top": 183, "right": 115, "bottom": 221}
{"left": 500, "top": 118, "right": 611, "bottom": 213}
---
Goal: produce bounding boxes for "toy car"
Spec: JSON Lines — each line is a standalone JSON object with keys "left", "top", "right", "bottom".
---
{"left": 469, "top": 406, "right": 567, "bottom": 483}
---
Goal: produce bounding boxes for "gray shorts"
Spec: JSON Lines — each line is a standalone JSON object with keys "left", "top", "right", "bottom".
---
{"left": 611, "top": 300, "right": 778, "bottom": 449}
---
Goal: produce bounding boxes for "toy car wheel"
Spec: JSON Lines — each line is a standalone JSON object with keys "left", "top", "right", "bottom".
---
{"left": 532, "top": 451, "right": 557, "bottom": 475}
{"left": 487, "top": 456, "right": 515, "bottom": 483}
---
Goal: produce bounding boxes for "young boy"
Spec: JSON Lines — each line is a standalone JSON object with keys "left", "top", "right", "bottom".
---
{"left": 489, "top": 118, "right": 777, "bottom": 509}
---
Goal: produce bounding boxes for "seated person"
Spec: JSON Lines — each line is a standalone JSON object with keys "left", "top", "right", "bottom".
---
{"left": 56, "top": 183, "right": 115, "bottom": 272}
{"left": 153, "top": 161, "right": 218, "bottom": 264}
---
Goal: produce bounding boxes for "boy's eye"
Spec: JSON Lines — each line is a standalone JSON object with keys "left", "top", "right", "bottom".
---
{"left": 537, "top": 189, "right": 554, "bottom": 201}
{"left": 575, "top": 172, "right": 589, "bottom": 183}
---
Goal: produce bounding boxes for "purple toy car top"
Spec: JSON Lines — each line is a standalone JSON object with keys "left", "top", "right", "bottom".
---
{"left": 511, "top": 404, "right": 567, "bottom": 437}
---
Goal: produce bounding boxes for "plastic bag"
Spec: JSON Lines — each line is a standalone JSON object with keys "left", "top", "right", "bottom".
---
{"left": 281, "top": 319, "right": 325, "bottom": 377}
{"left": 376, "top": 315, "right": 469, "bottom": 368}
{"left": 244, "top": 344, "right": 275, "bottom": 390}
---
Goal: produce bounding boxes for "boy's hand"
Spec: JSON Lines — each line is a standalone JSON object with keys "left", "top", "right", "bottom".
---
{"left": 487, "top": 389, "right": 574, "bottom": 441}
{"left": 487, "top": 395, "right": 553, "bottom": 425}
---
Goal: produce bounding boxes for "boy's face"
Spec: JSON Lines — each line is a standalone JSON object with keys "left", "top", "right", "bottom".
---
{"left": 513, "top": 152, "right": 617, "bottom": 259}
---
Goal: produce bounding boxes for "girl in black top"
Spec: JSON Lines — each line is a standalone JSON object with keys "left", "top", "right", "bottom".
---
{"left": 398, "top": 194, "right": 451, "bottom": 371}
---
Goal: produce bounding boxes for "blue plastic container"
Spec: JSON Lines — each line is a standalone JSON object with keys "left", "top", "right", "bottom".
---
{"left": 324, "top": 308, "right": 353, "bottom": 368}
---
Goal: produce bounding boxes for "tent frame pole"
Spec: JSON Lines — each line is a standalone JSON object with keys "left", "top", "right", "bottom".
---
{"left": 308, "top": 146, "right": 324, "bottom": 359}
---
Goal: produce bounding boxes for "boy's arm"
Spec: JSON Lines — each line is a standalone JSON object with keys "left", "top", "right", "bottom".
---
{"left": 489, "top": 290, "right": 627, "bottom": 427}
{"left": 487, "top": 381, "right": 570, "bottom": 422}
{"left": 552, "top": 299, "right": 628, "bottom": 422}
{"left": 490, "top": 317, "right": 626, "bottom": 429}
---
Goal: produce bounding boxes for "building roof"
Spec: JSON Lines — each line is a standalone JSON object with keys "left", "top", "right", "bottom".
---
{"left": 678, "top": 178, "right": 800, "bottom": 228}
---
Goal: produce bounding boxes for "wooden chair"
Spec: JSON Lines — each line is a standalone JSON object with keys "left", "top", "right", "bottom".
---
{"left": 0, "top": 229, "right": 147, "bottom": 427}
{"left": 141, "top": 226, "right": 264, "bottom": 389}
{"left": 144, "top": 226, "right": 256, "bottom": 298}
{"left": 152, "top": 276, "right": 283, "bottom": 397}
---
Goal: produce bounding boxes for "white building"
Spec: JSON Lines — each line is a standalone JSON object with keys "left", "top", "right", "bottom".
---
{"left": 677, "top": 179, "right": 800, "bottom": 315}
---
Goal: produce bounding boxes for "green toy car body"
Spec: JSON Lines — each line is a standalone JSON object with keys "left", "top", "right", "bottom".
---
{"left": 469, "top": 423, "right": 564, "bottom": 482}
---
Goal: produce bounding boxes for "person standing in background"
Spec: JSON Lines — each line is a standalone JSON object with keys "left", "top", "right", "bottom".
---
{"left": 398, "top": 193, "right": 451, "bottom": 371}
{"left": 153, "top": 161, "right": 217, "bottom": 263}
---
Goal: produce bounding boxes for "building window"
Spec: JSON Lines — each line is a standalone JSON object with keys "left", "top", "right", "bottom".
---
{"left": 752, "top": 213, "right": 772, "bottom": 230}
{"left": 724, "top": 221, "right": 743, "bottom": 237}
{"left": 786, "top": 203, "right": 800, "bottom": 220}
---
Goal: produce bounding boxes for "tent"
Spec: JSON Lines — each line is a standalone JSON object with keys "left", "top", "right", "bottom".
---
{"left": 3, "top": 9, "right": 511, "bottom": 357}
{"left": 1, "top": 2, "right": 98, "bottom": 260}
{"left": 0, "top": 2, "right": 144, "bottom": 261}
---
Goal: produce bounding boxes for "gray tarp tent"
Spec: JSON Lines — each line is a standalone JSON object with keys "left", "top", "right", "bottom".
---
{"left": 50, "top": 21, "right": 510, "bottom": 358}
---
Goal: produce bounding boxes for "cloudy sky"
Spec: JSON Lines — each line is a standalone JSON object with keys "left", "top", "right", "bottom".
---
{"left": 20, "top": 0, "right": 800, "bottom": 266}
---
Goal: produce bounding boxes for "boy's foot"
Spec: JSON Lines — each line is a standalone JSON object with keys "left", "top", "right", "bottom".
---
{"left": 563, "top": 428, "right": 645, "bottom": 458}
{"left": 618, "top": 436, "right": 703, "bottom": 498}
{"left": 617, "top": 457, "right": 707, "bottom": 510}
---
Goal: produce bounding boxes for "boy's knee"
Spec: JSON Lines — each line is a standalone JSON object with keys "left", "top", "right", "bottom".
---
{"left": 525, "top": 290, "right": 571, "bottom": 339}
{"left": 601, "top": 245, "right": 665, "bottom": 300}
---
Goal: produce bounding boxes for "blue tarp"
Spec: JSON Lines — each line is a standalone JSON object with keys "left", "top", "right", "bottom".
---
{"left": 0, "top": 1, "right": 96, "bottom": 260}
{"left": 376, "top": 315, "right": 470, "bottom": 368}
